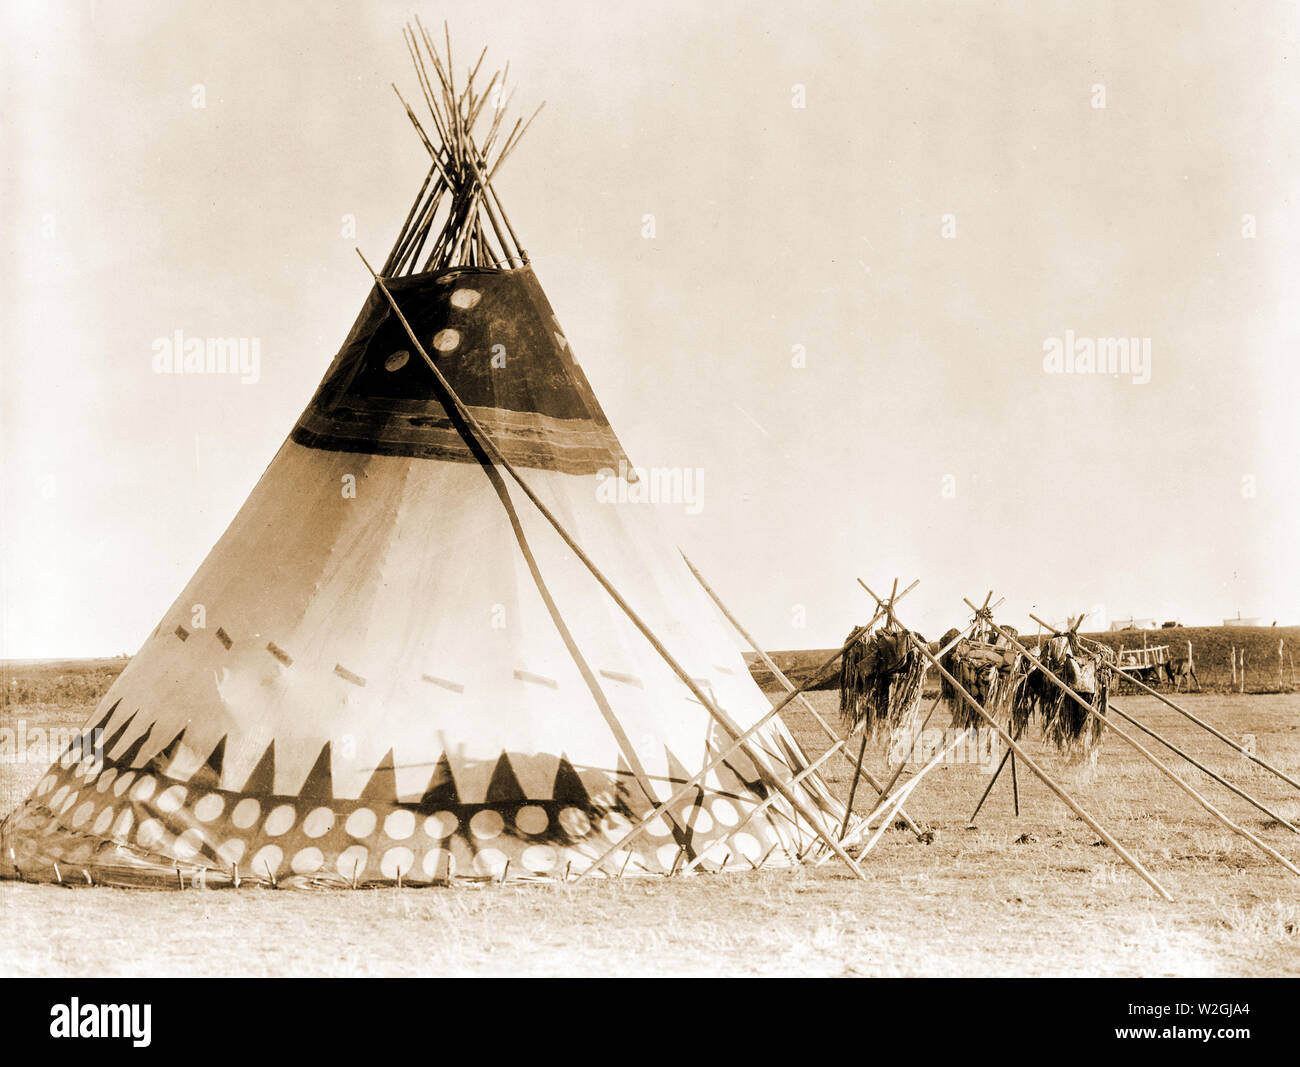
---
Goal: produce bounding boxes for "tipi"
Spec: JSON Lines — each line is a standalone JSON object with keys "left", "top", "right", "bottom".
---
{"left": 1, "top": 26, "right": 849, "bottom": 887}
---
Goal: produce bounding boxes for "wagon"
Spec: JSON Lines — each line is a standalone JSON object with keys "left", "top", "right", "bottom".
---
{"left": 1116, "top": 644, "right": 1171, "bottom": 686}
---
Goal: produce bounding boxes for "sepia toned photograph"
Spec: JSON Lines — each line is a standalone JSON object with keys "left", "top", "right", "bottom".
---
{"left": 2, "top": 0, "right": 1297, "bottom": 1003}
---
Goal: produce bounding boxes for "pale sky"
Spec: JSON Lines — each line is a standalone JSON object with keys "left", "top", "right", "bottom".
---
{"left": 3, "top": 0, "right": 1298, "bottom": 658}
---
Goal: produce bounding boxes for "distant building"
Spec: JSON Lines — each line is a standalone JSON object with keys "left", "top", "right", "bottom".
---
{"left": 1111, "top": 617, "right": 1158, "bottom": 631}
{"left": 1223, "top": 613, "right": 1262, "bottom": 628}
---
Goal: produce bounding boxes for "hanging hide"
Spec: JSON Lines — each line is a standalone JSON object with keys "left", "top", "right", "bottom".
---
{"left": 839, "top": 628, "right": 929, "bottom": 753}
{"left": 1011, "top": 634, "right": 1112, "bottom": 762}
{"left": 940, "top": 632, "right": 1021, "bottom": 731}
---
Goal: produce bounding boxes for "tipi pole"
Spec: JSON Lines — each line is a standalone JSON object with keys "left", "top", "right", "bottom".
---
{"left": 861, "top": 595, "right": 1008, "bottom": 828}
{"left": 829, "top": 615, "right": 1001, "bottom": 858}
{"left": 833, "top": 607, "right": 996, "bottom": 848}
{"left": 383, "top": 160, "right": 438, "bottom": 274}
{"left": 968, "top": 723, "right": 1026, "bottom": 824}
{"left": 356, "top": 257, "right": 701, "bottom": 854}
{"left": 837, "top": 578, "right": 898, "bottom": 832}
{"left": 840, "top": 586, "right": 994, "bottom": 832}
{"left": 856, "top": 586, "right": 1173, "bottom": 900}
{"left": 362, "top": 253, "right": 865, "bottom": 878}
{"left": 821, "top": 706, "right": 950, "bottom": 861}
{"left": 841, "top": 735, "right": 870, "bottom": 836}
{"left": 1104, "top": 661, "right": 1300, "bottom": 792}
{"left": 570, "top": 627, "right": 881, "bottom": 882}
{"left": 1105, "top": 703, "right": 1299, "bottom": 834}
{"left": 921, "top": 636, "right": 1173, "bottom": 898}
{"left": 843, "top": 693, "right": 938, "bottom": 837}
{"left": 1010, "top": 748, "right": 1020, "bottom": 815}
{"left": 681, "top": 554, "right": 930, "bottom": 839}
{"left": 851, "top": 731, "right": 968, "bottom": 863}
{"left": 972, "top": 607, "right": 1300, "bottom": 879}
{"left": 681, "top": 742, "right": 845, "bottom": 874}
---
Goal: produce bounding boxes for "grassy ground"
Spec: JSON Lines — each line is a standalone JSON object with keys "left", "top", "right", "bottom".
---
{"left": 2, "top": 675, "right": 1298, "bottom": 976}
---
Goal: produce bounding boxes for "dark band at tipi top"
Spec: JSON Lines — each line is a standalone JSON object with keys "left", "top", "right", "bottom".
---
{"left": 0, "top": 21, "right": 855, "bottom": 888}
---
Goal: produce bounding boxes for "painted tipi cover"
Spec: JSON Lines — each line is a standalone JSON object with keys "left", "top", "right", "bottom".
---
{"left": 0, "top": 27, "right": 847, "bottom": 888}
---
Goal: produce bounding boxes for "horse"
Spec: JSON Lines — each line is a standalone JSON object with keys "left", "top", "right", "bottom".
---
{"left": 1163, "top": 658, "right": 1201, "bottom": 692}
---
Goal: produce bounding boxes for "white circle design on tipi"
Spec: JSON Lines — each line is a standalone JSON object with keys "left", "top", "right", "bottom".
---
{"left": 384, "top": 349, "right": 410, "bottom": 372}
{"left": 291, "top": 847, "right": 324, "bottom": 875}
{"left": 302, "top": 807, "right": 335, "bottom": 838}
{"left": 470, "top": 810, "right": 504, "bottom": 840}
{"left": 421, "top": 848, "right": 453, "bottom": 879}
{"left": 381, "top": 847, "right": 415, "bottom": 879}
{"left": 384, "top": 810, "right": 415, "bottom": 840}
{"left": 515, "top": 805, "right": 548, "bottom": 835}
{"left": 710, "top": 798, "right": 739, "bottom": 827}
{"left": 345, "top": 808, "right": 377, "bottom": 839}
{"left": 450, "top": 288, "right": 481, "bottom": 309}
{"left": 703, "top": 840, "right": 731, "bottom": 865}
{"left": 263, "top": 804, "right": 297, "bottom": 836}
{"left": 558, "top": 807, "right": 590, "bottom": 837}
{"left": 251, "top": 845, "right": 283, "bottom": 877}
{"left": 231, "top": 798, "right": 261, "bottom": 829}
{"left": 732, "top": 833, "right": 762, "bottom": 861}
{"left": 156, "top": 785, "right": 187, "bottom": 814}
{"left": 472, "top": 849, "right": 508, "bottom": 876}
{"left": 337, "top": 845, "right": 369, "bottom": 881}
{"left": 174, "top": 829, "right": 204, "bottom": 859}
{"left": 424, "top": 812, "right": 457, "bottom": 839}
{"left": 642, "top": 815, "right": 672, "bottom": 838}
{"left": 217, "top": 839, "right": 246, "bottom": 864}
{"left": 600, "top": 813, "right": 633, "bottom": 843}
{"left": 432, "top": 329, "right": 460, "bottom": 352}
{"left": 193, "top": 794, "right": 225, "bottom": 823}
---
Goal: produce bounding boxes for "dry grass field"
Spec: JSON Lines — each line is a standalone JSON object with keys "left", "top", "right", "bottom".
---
{"left": 1, "top": 664, "right": 1298, "bottom": 977}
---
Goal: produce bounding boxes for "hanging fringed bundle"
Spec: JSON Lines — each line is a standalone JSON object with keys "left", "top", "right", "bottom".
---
{"left": 839, "top": 629, "right": 929, "bottom": 750}
{"left": 1011, "top": 635, "right": 1112, "bottom": 763}
{"left": 1009, "top": 664, "right": 1036, "bottom": 738}
{"left": 939, "top": 631, "right": 1022, "bottom": 731}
